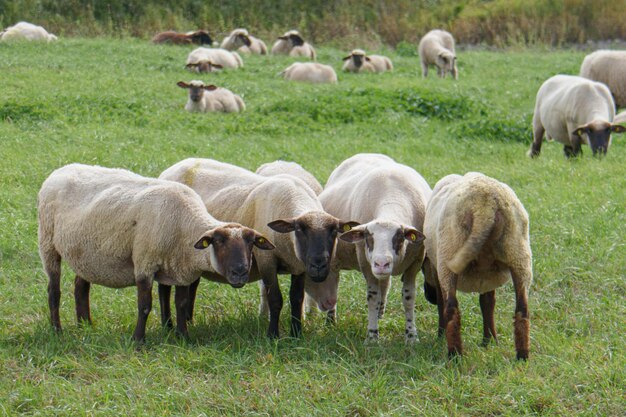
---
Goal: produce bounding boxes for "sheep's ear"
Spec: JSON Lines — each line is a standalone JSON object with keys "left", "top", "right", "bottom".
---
{"left": 241, "top": 35, "right": 252, "bottom": 46}
{"left": 573, "top": 125, "right": 590, "bottom": 137}
{"left": 611, "top": 124, "right": 626, "bottom": 133}
{"left": 365, "top": 56, "right": 371, "bottom": 61}
{"left": 342, "top": 55, "right": 351, "bottom": 61}
{"left": 185, "top": 63, "right": 197, "bottom": 68}
{"left": 404, "top": 227, "right": 425, "bottom": 244}
{"left": 339, "top": 228, "right": 365, "bottom": 243}
{"left": 203, "top": 84, "right": 218, "bottom": 91}
{"left": 278, "top": 36, "right": 288, "bottom": 40}
{"left": 194, "top": 234, "right": 213, "bottom": 250}
{"left": 253, "top": 234, "right": 275, "bottom": 250}
{"left": 267, "top": 219, "right": 295, "bottom": 233}
{"left": 290, "top": 34, "right": 305, "bottom": 46}
{"left": 177, "top": 81, "right": 190, "bottom": 88}
{"left": 213, "top": 63, "right": 223, "bottom": 69}
{"left": 339, "top": 221, "right": 360, "bottom": 233}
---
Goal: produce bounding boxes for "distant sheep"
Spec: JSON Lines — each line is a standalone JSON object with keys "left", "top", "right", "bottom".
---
{"left": 418, "top": 29, "right": 458, "bottom": 79}
{"left": 614, "top": 110, "right": 626, "bottom": 125}
{"left": 0, "top": 21, "right": 57, "bottom": 42}
{"left": 185, "top": 60, "right": 223, "bottom": 73}
{"left": 221, "top": 28, "right": 267, "bottom": 55}
{"left": 152, "top": 30, "right": 212, "bottom": 45}
{"left": 529, "top": 74, "right": 625, "bottom": 158}
{"left": 256, "top": 160, "right": 323, "bottom": 195}
{"left": 177, "top": 80, "right": 245, "bottom": 113}
{"left": 187, "top": 47, "right": 243, "bottom": 69}
{"left": 280, "top": 62, "right": 337, "bottom": 84}
{"left": 423, "top": 172, "right": 532, "bottom": 360}
{"left": 271, "top": 30, "right": 316, "bottom": 60}
{"left": 342, "top": 49, "right": 393, "bottom": 73}
{"left": 38, "top": 163, "right": 274, "bottom": 341}
{"left": 580, "top": 50, "right": 626, "bottom": 108}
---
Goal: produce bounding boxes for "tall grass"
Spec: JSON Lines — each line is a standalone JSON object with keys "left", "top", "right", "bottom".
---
{"left": 1, "top": 0, "right": 625, "bottom": 47}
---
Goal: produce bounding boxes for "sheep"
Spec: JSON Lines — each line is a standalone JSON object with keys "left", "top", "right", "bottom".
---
{"left": 159, "top": 158, "right": 358, "bottom": 338}
{"left": 187, "top": 47, "right": 244, "bottom": 69}
{"left": 422, "top": 172, "right": 532, "bottom": 360}
{"left": 342, "top": 49, "right": 393, "bottom": 73}
{"left": 580, "top": 50, "right": 626, "bottom": 108}
{"left": 318, "top": 153, "right": 431, "bottom": 342}
{"left": 256, "top": 160, "right": 323, "bottom": 195}
{"left": 38, "top": 163, "right": 274, "bottom": 341}
{"left": 177, "top": 81, "right": 245, "bottom": 113}
{"left": 185, "top": 60, "right": 223, "bottom": 73}
{"left": 271, "top": 30, "right": 317, "bottom": 60}
{"left": 614, "top": 110, "right": 626, "bottom": 125}
{"left": 0, "top": 21, "right": 57, "bottom": 42}
{"left": 418, "top": 29, "right": 458, "bottom": 79}
{"left": 152, "top": 30, "right": 212, "bottom": 45}
{"left": 221, "top": 28, "right": 268, "bottom": 55}
{"left": 529, "top": 74, "right": 626, "bottom": 158}
{"left": 280, "top": 62, "right": 337, "bottom": 84}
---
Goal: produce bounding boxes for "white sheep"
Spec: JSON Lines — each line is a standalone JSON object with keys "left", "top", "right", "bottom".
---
{"left": 159, "top": 158, "right": 358, "bottom": 338}
{"left": 256, "top": 160, "right": 323, "bottom": 195}
{"left": 185, "top": 60, "right": 223, "bottom": 73}
{"left": 0, "top": 21, "right": 57, "bottom": 42}
{"left": 220, "top": 28, "right": 268, "bottom": 55}
{"left": 418, "top": 29, "right": 458, "bottom": 79}
{"left": 280, "top": 62, "right": 337, "bottom": 84}
{"left": 423, "top": 172, "right": 532, "bottom": 360}
{"left": 614, "top": 110, "right": 626, "bottom": 125}
{"left": 529, "top": 74, "right": 625, "bottom": 158}
{"left": 186, "top": 47, "right": 243, "bottom": 69}
{"left": 271, "top": 30, "right": 317, "bottom": 60}
{"left": 342, "top": 49, "right": 393, "bottom": 73}
{"left": 177, "top": 80, "right": 245, "bottom": 113}
{"left": 580, "top": 50, "right": 626, "bottom": 108}
{"left": 317, "top": 153, "right": 431, "bottom": 342}
{"left": 38, "top": 163, "right": 274, "bottom": 341}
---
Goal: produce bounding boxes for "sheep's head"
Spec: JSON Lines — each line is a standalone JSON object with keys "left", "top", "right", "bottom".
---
{"left": 279, "top": 30, "right": 305, "bottom": 47}
{"left": 437, "top": 50, "right": 456, "bottom": 73}
{"left": 232, "top": 29, "right": 252, "bottom": 47}
{"left": 185, "top": 60, "right": 223, "bottom": 73}
{"left": 340, "top": 221, "right": 424, "bottom": 279}
{"left": 177, "top": 81, "right": 217, "bottom": 102}
{"left": 195, "top": 224, "right": 275, "bottom": 288}
{"left": 343, "top": 49, "right": 368, "bottom": 67}
{"left": 190, "top": 30, "right": 213, "bottom": 45}
{"left": 573, "top": 120, "right": 626, "bottom": 156}
{"left": 268, "top": 213, "right": 359, "bottom": 282}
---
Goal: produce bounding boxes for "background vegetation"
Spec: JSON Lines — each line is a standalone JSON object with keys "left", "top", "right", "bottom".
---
{"left": 2, "top": 0, "right": 626, "bottom": 47}
{"left": 0, "top": 37, "right": 624, "bottom": 415}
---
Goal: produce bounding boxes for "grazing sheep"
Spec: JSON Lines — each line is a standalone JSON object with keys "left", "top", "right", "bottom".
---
{"left": 256, "top": 160, "right": 323, "bottom": 195}
{"left": 152, "top": 30, "right": 212, "bottom": 45}
{"left": 221, "top": 28, "right": 268, "bottom": 55}
{"left": 342, "top": 49, "right": 393, "bottom": 73}
{"left": 529, "top": 75, "right": 625, "bottom": 158}
{"left": 422, "top": 172, "right": 532, "bottom": 360}
{"left": 418, "top": 29, "right": 458, "bottom": 79}
{"left": 318, "top": 154, "right": 431, "bottom": 342}
{"left": 580, "top": 50, "right": 626, "bottom": 108}
{"left": 187, "top": 47, "right": 244, "bottom": 69}
{"left": 280, "top": 62, "right": 337, "bottom": 84}
{"left": 159, "top": 158, "right": 358, "bottom": 338}
{"left": 177, "top": 81, "right": 245, "bottom": 113}
{"left": 38, "top": 163, "right": 274, "bottom": 341}
{"left": 271, "top": 30, "right": 317, "bottom": 60}
{"left": 0, "top": 21, "right": 57, "bottom": 42}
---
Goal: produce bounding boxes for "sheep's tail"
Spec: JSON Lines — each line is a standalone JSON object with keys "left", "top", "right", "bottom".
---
{"left": 446, "top": 201, "right": 501, "bottom": 274}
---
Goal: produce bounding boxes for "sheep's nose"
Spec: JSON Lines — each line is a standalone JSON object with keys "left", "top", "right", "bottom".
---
{"left": 374, "top": 261, "right": 391, "bottom": 269}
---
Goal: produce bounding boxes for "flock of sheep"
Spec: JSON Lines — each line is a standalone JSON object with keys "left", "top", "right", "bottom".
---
{"left": 4, "top": 20, "right": 626, "bottom": 361}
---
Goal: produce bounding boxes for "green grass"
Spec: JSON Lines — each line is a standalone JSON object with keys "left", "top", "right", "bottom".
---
{"left": 1, "top": 38, "right": 624, "bottom": 415}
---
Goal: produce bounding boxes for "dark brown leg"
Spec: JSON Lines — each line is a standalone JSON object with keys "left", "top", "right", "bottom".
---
{"left": 444, "top": 276, "right": 462, "bottom": 358}
{"left": 479, "top": 290, "right": 497, "bottom": 346}
{"left": 158, "top": 284, "right": 173, "bottom": 329}
{"left": 289, "top": 274, "right": 305, "bottom": 337}
{"left": 46, "top": 255, "right": 62, "bottom": 332}
{"left": 174, "top": 285, "right": 190, "bottom": 339}
{"left": 436, "top": 282, "right": 445, "bottom": 337}
{"left": 132, "top": 277, "right": 153, "bottom": 342}
{"left": 263, "top": 275, "right": 283, "bottom": 338}
{"left": 74, "top": 276, "right": 92, "bottom": 324}
{"left": 186, "top": 278, "right": 200, "bottom": 323}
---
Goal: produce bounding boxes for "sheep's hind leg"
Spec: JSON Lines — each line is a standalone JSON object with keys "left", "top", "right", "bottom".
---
{"left": 174, "top": 285, "right": 191, "bottom": 339}
{"left": 74, "top": 276, "right": 92, "bottom": 324}
{"left": 262, "top": 274, "right": 283, "bottom": 339}
{"left": 43, "top": 249, "right": 62, "bottom": 332}
{"left": 158, "top": 284, "right": 173, "bottom": 329}
{"left": 511, "top": 268, "right": 531, "bottom": 360}
{"left": 479, "top": 290, "right": 497, "bottom": 346}
{"left": 132, "top": 276, "right": 153, "bottom": 343}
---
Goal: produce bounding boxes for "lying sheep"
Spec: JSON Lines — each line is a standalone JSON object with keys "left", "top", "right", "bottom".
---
{"left": 0, "top": 21, "right": 57, "bottom": 42}
{"left": 177, "top": 81, "right": 245, "bottom": 113}
{"left": 423, "top": 172, "right": 532, "bottom": 360}
{"left": 280, "top": 62, "right": 337, "bottom": 84}
{"left": 318, "top": 153, "right": 431, "bottom": 342}
{"left": 185, "top": 60, "right": 223, "bottom": 73}
{"left": 271, "top": 30, "right": 317, "bottom": 60}
{"left": 256, "top": 160, "right": 323, "bottom": 195}
{"left": 580, "top": 50, "right": 626, "bottom": 108}
{"left": 221, "top": 28, "right": 268, "bottom": 55}
{"left": 187, "top": 47, "right": 243, "bottom": 69}
{"left": 418, "top": 29, "right": 458, "bottom": 79}
{"left": 159, "top": 158, "right": 358, "bottom": 338}
{"left": 529, "top": 74, "right": 625, "bottom": 158}
{"left": 152, "top": 30, "right": 212, "bottom": 45}
{"left": 38, "top": 163, "right": 274, "bottom": 341}
{"left": 342, "top": 49, "right": 393, "bottom": 73}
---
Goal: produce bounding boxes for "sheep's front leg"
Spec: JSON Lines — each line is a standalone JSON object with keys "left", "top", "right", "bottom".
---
{"left": 289, "top": 274, "right": 305, "bottom": 337}
{"left": 401, "top": 262, "right": 419, "bottom": 343}
{"left": 158, "top": 284, "right": 173, "bottom": 329}
{"left": 262, "top": 274, "right": 283, "bottom": 339}
{"left": 421, "top": 62, "right": 429, "bottom": 78}
{"left": 365, "top": 274, "right": 382, "bottom": 342}
{"left": 174, "top": 285, "right": 191, "bottom": 339}
{"left": 133, "top": 276, "right": 153, "bottom": 342}
{"left": 74, "top": 276, "right": 92, "bottom": 324}
{"left": 377, "top": 277, "right": 391, "bottom": 319}
{"left": 479, "top": 290, "right": 497, "bottom": 346}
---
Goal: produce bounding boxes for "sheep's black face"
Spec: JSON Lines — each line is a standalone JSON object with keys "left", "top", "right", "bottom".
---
{"left": 575, "top": 122, "right": 625, "bottom": 156}
{"left": 193, "top": 31, "right": 213, "bottom": 45}
{"left": 289, "top": 34, "right": 305, "bottom": 47}
{"left": 238, "top": 34, "right": 252, "bottom": 47}
{"left": 189, "top": 86, "right": 204, "bottom": 102}
{"left": 353, "top": 54, "right": 364, "bottom": 67}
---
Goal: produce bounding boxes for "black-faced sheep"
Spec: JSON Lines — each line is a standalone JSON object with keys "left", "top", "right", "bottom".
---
{"left": 342, "top": 49, "right": 393, "bottom": 73}
{"left": 186, "top": 47, "right": 244, "bottom": 69}
{"left": 221, "top": 28, "right": 268, "bottom": 55}
{"left": 271, "top": 30, "right": 316, "bottom": 60}
{"left": 152, "top": 30, "right": 212, "bottom": 45}
{"left": 177, "top": 81, "right": 245, "bottom": 113}
{"left": 418, "top": 29, "right": 458, "bottom": 79}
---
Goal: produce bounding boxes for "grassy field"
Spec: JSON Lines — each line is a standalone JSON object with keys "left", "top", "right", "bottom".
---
{"left": 1, "top": 39, "right": 624, "bottom": 416}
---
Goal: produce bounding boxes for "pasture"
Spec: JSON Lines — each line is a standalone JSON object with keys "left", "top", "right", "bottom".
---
{"left": 0, "top": 38, "right": 624, "bottom": 415}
